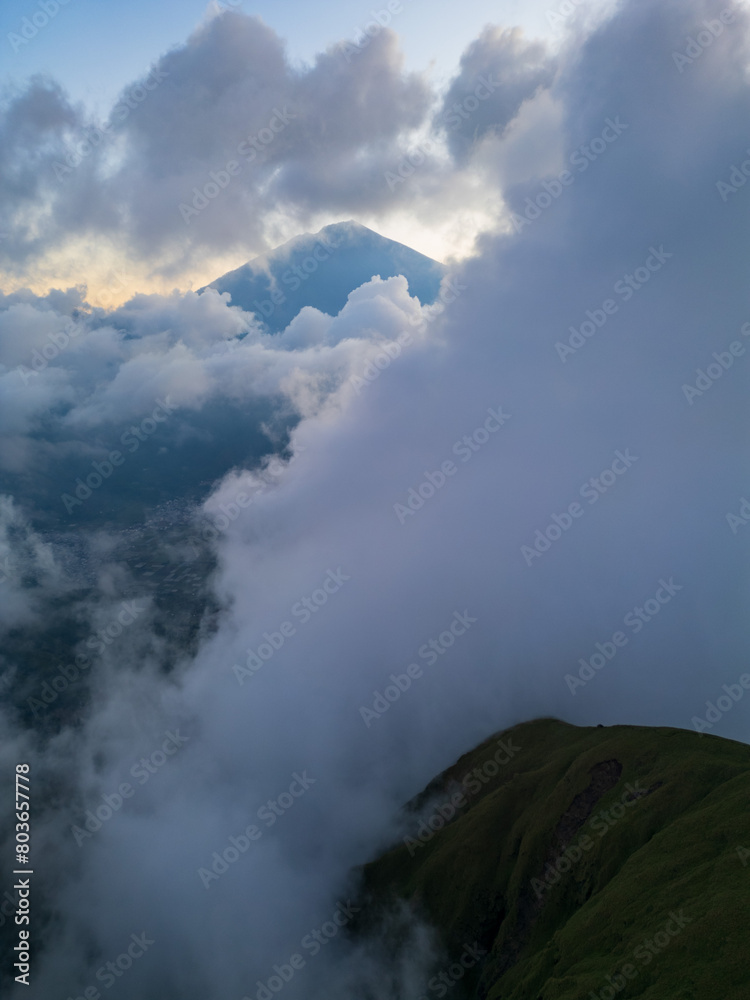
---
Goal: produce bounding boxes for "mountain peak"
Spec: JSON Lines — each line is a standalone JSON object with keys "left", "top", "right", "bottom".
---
{"left": 203, "top": 221, "right": 446, "bottom": 332}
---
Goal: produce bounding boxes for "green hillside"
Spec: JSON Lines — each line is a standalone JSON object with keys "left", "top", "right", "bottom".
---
{"left": 356, "top": 719, "right": 750, "bottom": 999}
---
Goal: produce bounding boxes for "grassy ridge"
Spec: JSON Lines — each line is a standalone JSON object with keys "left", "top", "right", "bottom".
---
{"left": 357, "top": 718, "right": 750, "bottom": 999}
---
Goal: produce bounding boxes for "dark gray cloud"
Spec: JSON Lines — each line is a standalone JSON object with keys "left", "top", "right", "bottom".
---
{"left": 0, "top": 78, "right": 88, "bottom": 271}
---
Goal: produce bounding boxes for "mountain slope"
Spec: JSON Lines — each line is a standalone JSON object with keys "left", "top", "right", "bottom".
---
{"left": 202, "top": 221, "right": 446, "bottom": 332}
{"left": 356, "top": 718, "right": 750, "bottom": 999}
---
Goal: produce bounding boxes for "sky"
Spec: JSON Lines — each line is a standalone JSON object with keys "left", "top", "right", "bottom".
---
{"left": 0, "top": 0, "right": 617, "bottom": 300}
{"left": 1, "top": 0, "right": 565, "bottom": 110}
{"left": 1, "top": 0, "right": 750, "bottom": 997}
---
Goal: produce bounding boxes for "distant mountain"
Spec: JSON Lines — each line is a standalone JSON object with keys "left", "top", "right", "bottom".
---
{"left": 202, "top": 221, "right": 446, "bottom": 332}
{"left": 355, "top": 718, "right": 750, "bottom": 999}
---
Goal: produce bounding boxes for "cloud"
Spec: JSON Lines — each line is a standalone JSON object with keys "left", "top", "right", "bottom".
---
{"left": 0, "top": 495, "right": 64, "bottom": 630}
{"left": 436, "top": 26, "right": 556, "bottom": 161}
{"left": 0, "top": 272, "right": 440, "bottom": 538}
{"left": 0, "top": 12, "right": 561, "bottom": 287}
{"left": 0, "top": 77, "right": 120, "bottom": 274}
{"left": 0, "top": 78, "right": 76, "bottom": 265}
{"left": 0, "top": 15, "right": 438, "bottom": 281}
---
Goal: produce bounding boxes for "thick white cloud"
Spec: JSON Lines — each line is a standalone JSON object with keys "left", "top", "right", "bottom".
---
{"left": 0, "top": 275, "right": 431, "bottom": 458}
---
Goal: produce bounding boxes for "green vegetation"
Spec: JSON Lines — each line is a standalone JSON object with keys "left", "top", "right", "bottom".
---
{"left": 357, "top": 718, "right": 750, "bottom": 999}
